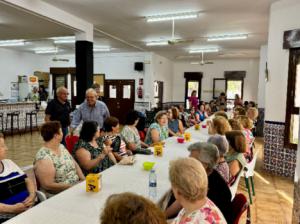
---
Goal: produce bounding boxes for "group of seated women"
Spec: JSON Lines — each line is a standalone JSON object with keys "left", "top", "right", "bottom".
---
{"left": 0, "top": 99, "right": 258, "bottom": 223}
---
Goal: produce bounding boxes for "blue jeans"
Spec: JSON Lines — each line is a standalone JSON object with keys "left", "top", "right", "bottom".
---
{"left": 61, "top": 127, "right": 68, "bottom": 147}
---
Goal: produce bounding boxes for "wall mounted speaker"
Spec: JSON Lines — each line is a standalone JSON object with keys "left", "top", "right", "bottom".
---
{"left": 134, "top": 62, "right": 144, "bottom": 71}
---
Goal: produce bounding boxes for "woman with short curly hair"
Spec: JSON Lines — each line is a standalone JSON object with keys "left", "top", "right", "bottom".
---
{"left": 169, "top": 157, "right": 226, "bottom": 224}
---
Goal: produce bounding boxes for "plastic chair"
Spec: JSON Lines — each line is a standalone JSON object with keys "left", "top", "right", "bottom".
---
{"left": 232, "top": 193, "right": 251, "bottom": 224}
{"left": 138, "top": 131, "right": 145, "bottom": 142}
{"left": 229, "top": 169, "right": 244, "bottom": 201}
{"left": 21, "top": 165, "right": 47, "bottom": 202}
{"left": 65, "top": 135, "right": 79, "bottom": 154}
{"left": 249, "top": 137, "right": 255, "bottom": 157}
{"left": 243, "top": 151, "right": 258, "bottom": 204}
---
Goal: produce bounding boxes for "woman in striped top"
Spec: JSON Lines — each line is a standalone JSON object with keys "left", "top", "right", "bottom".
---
{"left": 0, "top": 134, "right": 36, "bottom": 222}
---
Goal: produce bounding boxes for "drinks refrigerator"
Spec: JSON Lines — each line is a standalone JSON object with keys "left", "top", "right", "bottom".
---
{"left": 18, "top": 75, "right": 39, "bottom": 101}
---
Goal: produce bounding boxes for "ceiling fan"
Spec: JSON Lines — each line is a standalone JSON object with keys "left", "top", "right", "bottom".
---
{"left": 51, "top": 46, "right": 70, "bottom": 62}
{"left": 167, "top": 20, "right": 193, "bottom": 45}
{"left": 192, "top": 52, "right": 214, "bottom": 65}
{"left": 200, "top": 52, "right": 214, "bottom": 65}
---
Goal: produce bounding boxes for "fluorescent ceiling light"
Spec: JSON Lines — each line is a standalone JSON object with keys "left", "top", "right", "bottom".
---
{"left": 35, "top": 48, "right": 58, "bottom": 54}
{"left": 189, "top": 48, "right": 219, "bottom": 53}
{"left": 146, "top": 41, "right": 168, "bottom": 46}
{"left": 93, "top": 46, "right": 111, "bottom": 52}
{"left": 146, "top": 12, "right": 198, "bottom": 22}
{"left": 190, "top": 62, "right": 200, "bottom": 65}
{"left": 51, "top": 36, "right": 75, "bottom": 44}
{"left": 207, "top": 34, "right": 248, "bottom": 41}
{"left": 0, "top": 39, "right": 25, "bottom": 46}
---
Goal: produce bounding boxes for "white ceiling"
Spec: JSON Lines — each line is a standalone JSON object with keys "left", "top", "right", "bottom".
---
{"left": 41, "top": 0, "right": 278, "bottom": 60}
{"left": 0, "top": 0, "right": 278, "bottom": 60}
{"left": 0, "top": 2, "right": 135, "bottom": 55}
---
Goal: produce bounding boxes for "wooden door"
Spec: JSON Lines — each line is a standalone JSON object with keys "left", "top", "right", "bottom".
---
{"left": 153, "top": 81, "right": 164, "bottom": 109}
{"left": 104, "top": 80, "right": 135, "bottom": 124}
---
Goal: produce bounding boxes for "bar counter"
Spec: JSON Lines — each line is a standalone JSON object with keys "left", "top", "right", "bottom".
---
{"left": 0, "top": 102, "right": 45, "bottom": 132}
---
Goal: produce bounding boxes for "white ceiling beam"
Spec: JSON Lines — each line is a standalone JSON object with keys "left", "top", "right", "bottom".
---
{"left": 1, "top": 0, "right": 94, "bottom": 42}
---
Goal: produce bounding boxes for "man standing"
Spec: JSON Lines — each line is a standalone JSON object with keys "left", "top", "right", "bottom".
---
{"left": 45, "top": 87, "right": 71, "bottom": 145}
{"left": 70, "top": 88, "right": 110, "bottom": 133}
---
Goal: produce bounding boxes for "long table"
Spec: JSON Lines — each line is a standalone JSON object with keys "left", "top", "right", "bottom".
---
{"left": 5, "top": 124, "right": 210, "bottom": 224}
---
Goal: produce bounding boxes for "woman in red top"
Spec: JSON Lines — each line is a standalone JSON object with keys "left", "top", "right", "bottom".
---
{"left": 234, "top": 94, "right": 243, "bottom": 107}
{"left": 188, "top": 90, "right": 199, "bottom": 109}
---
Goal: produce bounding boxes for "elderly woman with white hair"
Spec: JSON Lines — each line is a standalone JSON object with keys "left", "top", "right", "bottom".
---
{"left": 207, "top": 134, "right": 230, "bottom": 183}
{"left": 169, "top": 158, "right": 227, "bottom": 224}
{"left": 165, "top": 142, "right": 233, "bottom": 223}
{"left": 70, "top": 88, "right": 110, "bottom": 134}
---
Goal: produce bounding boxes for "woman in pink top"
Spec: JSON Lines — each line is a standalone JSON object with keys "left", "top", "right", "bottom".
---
{"left": 169, "top": 158, "right": 227, "bottom": 224}
{"left": 188, "top": 90, "right": 199, "bottom": 109}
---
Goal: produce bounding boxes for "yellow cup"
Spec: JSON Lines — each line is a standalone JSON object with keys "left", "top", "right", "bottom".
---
{"left": 154, "top": 145, "right": 163, "bottom": 157}
{"left": 86, "top": 173, "right": 101, "bottom": 192}
{"left": 195, "top": 124, "right": 200, "bottom": 130}
{"left": 184, "top": 132, "right": 191, "bottom": 142}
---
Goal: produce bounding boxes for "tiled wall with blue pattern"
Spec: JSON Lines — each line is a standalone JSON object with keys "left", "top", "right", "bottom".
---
{"left": 264, "top": 121, "right": 296, "bottom": 177}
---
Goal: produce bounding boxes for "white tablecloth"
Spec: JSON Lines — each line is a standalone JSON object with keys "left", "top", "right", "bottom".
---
{"left": 5, "top": 127, "right": 211, "bottom": 224}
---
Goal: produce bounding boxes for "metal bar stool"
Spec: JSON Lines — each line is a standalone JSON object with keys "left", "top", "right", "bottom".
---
{"left": 0, "top": 112, "right": 4, "bottom": 133}
{"left": 25, "top": 110, "right": 38, "bottom": 134}
{"left": 5, "top": 111, "right": 21, "bottom": 135}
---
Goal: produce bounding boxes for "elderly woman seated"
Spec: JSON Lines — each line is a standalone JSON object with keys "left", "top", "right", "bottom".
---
{"left": 34, "top": 121, "right": 85, "bottom": 197}
{"left": 208, "top": 116, "right": 231, "bottom": 136}
{"left": 73, "top": 121, "right": 116, "bottom": 175}
{"left": 144, "top": 110, "right": 169, "bottom": 145}
{"left": 100, "top": 192, "right": 167, "bottom": 224}
{"left": 166, "top": 143, "right": 232, "bottom": 223}
{"left": 225, "top": 131, "right": 247, "bottom": 177}
{"left": 169, "top": 157, "right": 227, "bottom": 224}
{"left": 0, "top": 134, "right": 36, "bottom": 222}
{"left": 207, "top": 134, "right": 230, "bottom": 183}
{"left": 121, "top": 110, "right": 149, "bottom": 151}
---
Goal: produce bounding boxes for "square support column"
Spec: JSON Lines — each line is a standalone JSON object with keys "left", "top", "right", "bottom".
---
{"left": 75, "top": 41, "right": 93, "bottom": 104}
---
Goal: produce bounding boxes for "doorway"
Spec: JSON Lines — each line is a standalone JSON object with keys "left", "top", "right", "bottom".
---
{"left": 184, "top": 72, "right": 202, "bottom": 108}
{"left": 50, "top": 67, "right": 76, "bottom": 108}
{"left": 154, "top": 81, "right": 163, "bottom": 109}
{"left": 104, "top": 79, "right": 135, "bottom": 124}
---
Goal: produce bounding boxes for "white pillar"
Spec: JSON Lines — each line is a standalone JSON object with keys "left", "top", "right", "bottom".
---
{"left": 48, "top": 74, "right": 53, "bottom": 99}
{"left": 67, "top": 73, "right": 71, "bottom": 101}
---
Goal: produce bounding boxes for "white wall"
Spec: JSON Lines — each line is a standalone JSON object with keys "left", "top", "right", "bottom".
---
{"left": 152, "top": 54, "right": 174, "bottom": 103}
{"left": 266, "top": 0, "right": 300, "bottom": 122}
{"left": 33, "top": 52, "right": 155, "bottom": 103}
{"left": 0, "top": 48, "right": 50, "bottom": 99}
{"left": 258, "top": 45, "right": 268, "bottom": 108}
{"left": 172, "top": 58, "right": 259, "bottom": 103}
{"left": 44, "top": 52, "right": 172, "bottom": 105}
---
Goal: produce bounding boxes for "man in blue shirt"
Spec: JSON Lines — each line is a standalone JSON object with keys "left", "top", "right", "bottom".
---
{"left": 70, "top": 88, "right": 110, "bottom": 134}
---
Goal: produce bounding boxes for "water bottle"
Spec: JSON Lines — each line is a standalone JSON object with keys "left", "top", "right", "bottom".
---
{"left": 149, "top": 169, "right": 157, "bottom": 200}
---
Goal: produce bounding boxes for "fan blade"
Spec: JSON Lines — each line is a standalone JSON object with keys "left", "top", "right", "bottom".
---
{"left": 168, "top": 39, "right": 193, "bottom": 45}
{"left": 205, "top": 61, "right": 214, "bottom": 64}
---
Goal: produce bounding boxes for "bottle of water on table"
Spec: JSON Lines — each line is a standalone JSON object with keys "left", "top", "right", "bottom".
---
{"left": 149, "top": 169, "right": 157, "bottom": 200}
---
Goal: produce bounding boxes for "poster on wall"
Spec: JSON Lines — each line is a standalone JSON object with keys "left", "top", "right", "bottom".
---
{"left": 10, "top": 82, "right": 19, "bottom": 100}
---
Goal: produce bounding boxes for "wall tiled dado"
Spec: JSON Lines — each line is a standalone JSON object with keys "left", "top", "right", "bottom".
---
{"left": 264, "top": 121, "right": 296, "bottom": 177}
